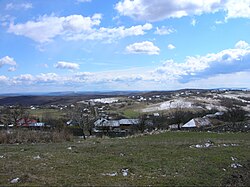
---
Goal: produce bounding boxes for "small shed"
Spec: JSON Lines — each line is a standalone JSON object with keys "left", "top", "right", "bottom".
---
{"left": 182, "top": 117, "right": 212, "bottom": 128}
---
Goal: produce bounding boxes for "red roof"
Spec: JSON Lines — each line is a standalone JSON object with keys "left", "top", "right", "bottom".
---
{"left": 17, "top": 118, "right": 38, "bottom": 127}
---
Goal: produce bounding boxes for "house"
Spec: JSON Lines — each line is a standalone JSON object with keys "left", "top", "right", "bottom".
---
{"left": 17, "top": 118, "right": 46, "bottom": 128}
{"left": 17, "top": 118, "right": 38, "bottom": 127}
{"left": 93, "top": 118, "right": 120, "bottom": 132}
{"left": 29, "top": 122, "right": 46, "bottom": 127}
{"left": 119, "top": 119, "right": 139, "bottom": 130}
{"left": 93, "top": 118, "right": 140, "bottom": 133}
{"left": 153, "top": 113, "right": 160, "bottom": 117}
{"left": 182, "top": 117, "right": 212, "bottom": 128}
{"left": 169, "top": 124, "right": 180, "bottom": 130}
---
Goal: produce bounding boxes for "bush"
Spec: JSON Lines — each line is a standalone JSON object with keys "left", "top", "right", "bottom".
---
{"left": 222, "top": 106, "right": 247, "bottom": 123}
{"left": 0, "top": 129, "right": 73, "bottom": 144}
{"left": 220, "top": 97, "right": 247, "bottom": 107}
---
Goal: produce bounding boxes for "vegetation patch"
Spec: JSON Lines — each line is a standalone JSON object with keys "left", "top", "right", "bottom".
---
{"left": 0, "top": 131, "right": 249, "bottom": 186}
{"left": 0, "top": 129, "right": 73, "bottom": 144}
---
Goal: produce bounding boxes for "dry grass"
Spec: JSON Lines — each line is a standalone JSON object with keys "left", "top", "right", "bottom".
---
{"left": 0, "top": 129, "right": 73, "bottom": 144}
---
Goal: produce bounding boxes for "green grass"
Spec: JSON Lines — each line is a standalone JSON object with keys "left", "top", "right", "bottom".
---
{"left": 28, "top": 108, "right": 65, "bottom": 120}
{"left": 117, "top": 102, "right": 146, "bottom": 118}
{"left": 0, "top": 131, "right": 249, "bottom": 186}
{"left": 122, "top": 108, "right": 141, "bottom": 118}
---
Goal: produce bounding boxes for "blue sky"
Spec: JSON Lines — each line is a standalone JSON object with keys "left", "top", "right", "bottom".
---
{"left": 0, "top": 0, "right": 250, "bottom": 93}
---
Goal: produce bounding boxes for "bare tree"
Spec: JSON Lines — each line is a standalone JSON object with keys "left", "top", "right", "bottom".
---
{"left": 0, "top": 105, "right": 26, "bottom": 129}
{"left": 138, "top": 114, "right": 147, "bottom": 133}
{"left": 224, "top": 106, "right": 247, "bottom": 124}
{"left": 0, "top": 108, "right": 11, "bottom": 129}
{"left": 6, "top": 105, "right": 25, "bottom": 127}
{"left": 67, "top": 103, "right": 97, "bottom": 139}
{"left": 85, "top": 106, "right": 98, "bottom": 136}
{"left": 169, "top": 106, "right": 194, "bottom": 130}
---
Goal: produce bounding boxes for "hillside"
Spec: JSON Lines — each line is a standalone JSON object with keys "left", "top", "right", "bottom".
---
{"left": 0, "top": 131, "right": 249, "bottom": 186}
{"left": 0, "top": 95, "right": 120, "bottom": 106}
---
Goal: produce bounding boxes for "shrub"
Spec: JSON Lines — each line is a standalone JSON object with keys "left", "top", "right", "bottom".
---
{"left": 0, "top": 129, "right": 73, "bottom": 144}
{"left": 222, "top": 106, "right": 247, "bottom": 123}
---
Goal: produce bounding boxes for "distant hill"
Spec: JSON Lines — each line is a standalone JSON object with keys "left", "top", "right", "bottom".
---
{"left": 0, "top": 95, "right": 116, "bottom": 106}
{"left": 0, "top": 88, "right": 248, "bottom": 106}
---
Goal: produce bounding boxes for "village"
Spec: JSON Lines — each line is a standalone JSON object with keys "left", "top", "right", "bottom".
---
{"left": 1, "top": 89, "right": 249, "bottom": 137}
{"left": 0, "top": 90, "right": 250, "bottom": 186}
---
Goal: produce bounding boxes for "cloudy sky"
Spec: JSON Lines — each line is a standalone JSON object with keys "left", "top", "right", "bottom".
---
{"left": 0, "top": 0, "right": 250, "bottom": 93}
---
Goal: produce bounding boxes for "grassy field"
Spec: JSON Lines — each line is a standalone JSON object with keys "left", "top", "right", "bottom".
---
{"left": 28, "top": 108, "right": 66, "bottom": 120}
{"left": 0, "top": 131, "right": 249, "bottom": 186}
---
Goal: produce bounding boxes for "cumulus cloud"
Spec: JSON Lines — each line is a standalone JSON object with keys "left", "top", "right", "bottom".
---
{"left": 182, "top": 71, "right": 250, "bottom": 89}
{"left": 0, "top": 56, "right": 16, "bottom": 69}
{"left": 66, "top": 23, "right": 152, "bottom": 42}
{"left": 115, "top": 0, "right": 223, "bottom": 21}
{"left": 12, "top": 74, "right": 34, "bottom": 84}
{"left": 17, "top": 74, "right": 34, "bottom": 81}
{"left": 115, "top": 0, "right": 250, "bottom": 21}
{"left": 11, "top": 73, "right": 61, "bottom": 85}
{"left": 8, "top": 14, "right": 102, "bottom": 43}
{"left": 7, "top": 13, "right": 152, "bottom": 43}
{"left": 36, "top": 73, "right": 59, "bottom": 83}
{"left": 225, "top": 0, "right": 250, "bottom": 20}
{"left": 55, "top": 61, "right": 80, "bottom": 70}
{"left": 1, "top": 42, "right": 250, "bottom": 90}
{"left": 5, "top": 3, "right": 33, "bottom": 10}
{"left": 167, "top": 44, "right": 176, "bottom": 50}
{"left": 126, "top": 41, "right": 160, "bottom": 55}
{"left": 153, "top": 41, "right": 250, "bottom": 82}
{"left": 235, "top": 40, "right": 250, "bottom": 49}
{"left": 154, "top": 26, "right": 175, "bottom": 35}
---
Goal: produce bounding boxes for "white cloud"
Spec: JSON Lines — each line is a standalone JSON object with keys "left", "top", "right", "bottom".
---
{"left": 8, "top": 67, "right": 16, "bottom": 72}
{"left": 115, "top": 0, "right": 223, "bottom": 21}
{"left": 235, "top": 40, "right": 250, "bottom": 49}
{"left": 63, "top": 23, "right": 152, "bottom": 42}
{"left": 126, "top": 41, "right": 160, "bottom": 55}
{"left": 18, "top": 74, "right": 34, "bottom": 81}
{"left": 5, "top": 3, "right": 33, "bottom": 10}
{"left": 154, "top": 26, "right": 175, "bottom": 35}
{"left": 8, "top": 14, "right": 102, "bottom": 43}
{"left": 55, "top": 61, "right": 80, "bottom": 70}
{"left": 2, "top": 41, "right": 250, "bottom": 90}
{"left": 0, "top": 75, "right": 8, "bottom": 82}
{"left": 36, "top": 73, "right": 59, "bottom": 83}
{"left": 7, "top": 14, "right": 152, "bottom": 43}
{"left": 0, "top": 56, "right": 16, "bottom": 67}
{"left": 12, "top": 74, "right": 34, "bottom": 84}
{"left": 115, "top": 0, "right": 250, "bottom": 21}
{"left": 75, "top": 72, "right": 93, "bottom": 77}
{"left": 12, "top": 73, "right": 60, "bottom": 85}
{"left": 153, "top": 41, "right": 250, "bottom": 82}
{"left": 182, "top": 71, "right": 250, "bottom": 89}
{"left": 225, "top": 0, "right": 250, "bottom": 20}
{"left": 167, "top": 44, "right": 176, "bottom": 50}
{"left": 191, "top": 18, "right": 197, "bottom": 26}
{"left": 215, "top": 20, "right": 224, "bottom": 24}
